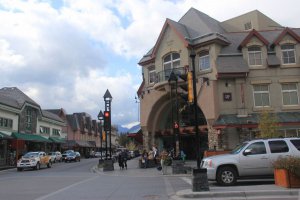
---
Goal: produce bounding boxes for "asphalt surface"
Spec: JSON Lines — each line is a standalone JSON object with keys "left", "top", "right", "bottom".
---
{"left": 1, "top": 158, "right": 299, "bottom": 200}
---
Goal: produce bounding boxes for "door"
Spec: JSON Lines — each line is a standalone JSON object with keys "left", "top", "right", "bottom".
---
{"left": 239, "top": 141, "right": 271, "bottom": 176}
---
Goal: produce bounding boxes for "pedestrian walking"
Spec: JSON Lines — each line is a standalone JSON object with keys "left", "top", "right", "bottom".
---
{"left": 160, "top": 149, "right": 168, "bottom": 175}
{"left": 121, "top": 150, "right": 128, "bottom": 170}
{"left": 141, "top": 150, "right": 148, "bottom": 168}
{"left": 118, "top": 153, "right": 124, "bottom": 170}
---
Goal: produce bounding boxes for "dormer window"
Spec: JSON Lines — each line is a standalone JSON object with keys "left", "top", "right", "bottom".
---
{"left": 248, "top": 46, "right": 262, "bottom": 66}
{"left": 199, "top": 51, "right": 210, "bottom": 71}
{"left": 281, "top": 44, "right": 296, "bottom": 64}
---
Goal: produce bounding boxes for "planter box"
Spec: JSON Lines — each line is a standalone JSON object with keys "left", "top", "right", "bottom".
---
{"left": 204, "top": 150, "right": 230, "bottom": 158}
{"left": 274, "top": 169, "right": 300, "bottom": 188}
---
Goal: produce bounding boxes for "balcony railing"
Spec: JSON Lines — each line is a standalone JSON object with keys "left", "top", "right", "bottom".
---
{"left": 155, "top": 67, "right": 187, "bottom": 83}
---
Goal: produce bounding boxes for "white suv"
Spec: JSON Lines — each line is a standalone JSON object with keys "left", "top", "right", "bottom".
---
{"left": 201, "top": 138, "right": 300, "bottom": 186}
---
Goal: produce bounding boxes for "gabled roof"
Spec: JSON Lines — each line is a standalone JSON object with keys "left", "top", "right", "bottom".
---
{"left": 238, "top": 29, "right": 269, "bottom": 49}
{"left": 41, "top": 110, "right": 65, "bottom": 123}
{"left": 0, "top": 87, "right": 40, "bottom": 109}
{"left": 272, "top": 27, "right": 300, "bottom": 46}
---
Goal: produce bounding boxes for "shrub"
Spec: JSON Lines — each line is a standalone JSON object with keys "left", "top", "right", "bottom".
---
{"left": 272, "top": 156, "right": 300, "bottom": 177}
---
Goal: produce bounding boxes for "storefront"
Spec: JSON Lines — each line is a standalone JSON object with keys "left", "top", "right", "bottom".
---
{"left": 0, "top": 132, "right": 13, "bottom": 167}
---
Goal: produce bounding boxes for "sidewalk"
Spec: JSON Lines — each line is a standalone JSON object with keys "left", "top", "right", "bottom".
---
{"left": 93, "top": 158, "right": 300, "bottom": 200}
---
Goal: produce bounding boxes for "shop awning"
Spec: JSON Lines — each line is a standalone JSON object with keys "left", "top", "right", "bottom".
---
{"left": 49, "top": 137, "right": 66, "bottom": 143}
{"left": 0, "top": 132, "right": 13, "bottom": 139}
{"left": 88, "top": 141, "right": 96, "bottom": 147}
{"left": 12, "top": 132, "right": 51, "bottom": 143}
{"left": 213, "top": 112, "right": 300, "bottom": 129}
{"left": 76, "top": 140, "right": 93, "bottom": 147}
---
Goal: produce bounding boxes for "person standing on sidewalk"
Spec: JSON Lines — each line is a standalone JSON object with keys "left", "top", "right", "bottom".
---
{"left": 121, "top": 150, "right": 128, "bottom": 170}
{"left": 160, "top": 149, "right": 168, "bottom": 175}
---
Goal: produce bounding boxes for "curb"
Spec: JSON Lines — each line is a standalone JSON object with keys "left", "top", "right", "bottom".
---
{"left": 175, "top": 189, "right": 300, "bottom": 199}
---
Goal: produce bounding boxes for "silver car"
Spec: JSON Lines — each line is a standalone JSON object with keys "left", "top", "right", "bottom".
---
{"left": 201, "top": 137, "right": 300, "bottom": 186}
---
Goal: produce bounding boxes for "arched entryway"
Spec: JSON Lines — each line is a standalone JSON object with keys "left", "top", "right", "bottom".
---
{"left": 147, "top": 94, "right": 208, "bottom": 159}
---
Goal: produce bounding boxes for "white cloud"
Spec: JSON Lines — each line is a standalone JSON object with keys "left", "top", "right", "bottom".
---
{"left": 0, "top": 0, "right": 300, "bottom": 127}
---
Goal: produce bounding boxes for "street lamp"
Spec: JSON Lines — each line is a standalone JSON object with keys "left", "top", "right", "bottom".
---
{"left": 168, "top": 71, "right": 179, "bottom": 158}
{"left": 135, "top": 96, "right": 140, "bottom": 122}
{"left": 103, "top": 89, "right": 112, "bottom": 160}
{"left": 97, "top": 110, "right": 104, "bottom": 161}
{"left": 190, "top": 49, "right": 201, "bottom": 169}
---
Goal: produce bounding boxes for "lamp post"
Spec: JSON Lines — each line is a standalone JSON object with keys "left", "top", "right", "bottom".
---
{"left": 190, "top": 49, "right": 201, "bottom": 169}
{"left": 135, "top": 96, "right": 140, "bottom": 122}
{"left": 103, "top": 89, "right": 112, "bottom": 160}
{"left": 168, "top": 71, "right": 179, "bottom": 158}
{"left": 97, "top": 110, "right": 104, "bottom": 161}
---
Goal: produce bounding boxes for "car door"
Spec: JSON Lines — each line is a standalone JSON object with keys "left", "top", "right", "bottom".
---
{"left": 39, "top": 152, "right": 46, "bottom": 166}
{"left": 239, "top": 141, "right": 271, "bottom": 176}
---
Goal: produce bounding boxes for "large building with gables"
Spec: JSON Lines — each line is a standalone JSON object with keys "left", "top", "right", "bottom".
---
{"left": 138, "top": 8, "right": 300, "bottom": 159}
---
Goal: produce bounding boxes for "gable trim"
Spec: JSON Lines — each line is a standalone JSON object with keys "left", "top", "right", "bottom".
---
{"left": 272, "top": 27, "right": 300, "bottom": 46}
{"left": 238, "top": 29, "right": 269, "bottom": 50}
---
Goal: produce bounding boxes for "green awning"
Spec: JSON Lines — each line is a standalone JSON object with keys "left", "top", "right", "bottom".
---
{"left": 12, "top": 132, "right": 51, "bottom": 143}
{"left": 0, "top": 132, "right": 13, "bottom": 139}
{"left": 49, "top": 137, "right": 66, "bottom": 143}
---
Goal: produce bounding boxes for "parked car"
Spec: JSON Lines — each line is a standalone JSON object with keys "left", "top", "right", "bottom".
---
{"left": 48, "top": 151, "right": 62, "bottom": 163}
{"left": 201, "top": 137, "right": 300, "bottom": 186}
{"left": 62, "top": 150, "right": 74, "bottom": 161}
{"left": 95, "top": 152, "right": 104, "bottom": 158}
{"left": 17, "top": 151, "right": 52, "bottom": 171}
{"left": 65, "top": 152, "right": 81, "bottom": 162}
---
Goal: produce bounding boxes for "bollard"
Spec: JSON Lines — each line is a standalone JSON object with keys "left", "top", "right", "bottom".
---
{"left": 192, "top": 168, "right": 209, "bottom": 192}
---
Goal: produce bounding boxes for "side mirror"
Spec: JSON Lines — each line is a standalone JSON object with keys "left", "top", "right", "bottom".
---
{"left": 243, "top": 149, "right": 252, "bottom": 156}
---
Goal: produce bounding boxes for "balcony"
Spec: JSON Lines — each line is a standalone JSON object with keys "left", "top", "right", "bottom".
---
{"left": 153, "top": 67, "right": 188, "bottom": 91}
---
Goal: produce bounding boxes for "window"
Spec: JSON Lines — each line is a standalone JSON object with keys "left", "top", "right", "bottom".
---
{"left": 281, "top": 44, "right": 296, "bottom": 64}
{"left": 248, "top": 46, "right": 262, "bottom": 66}
{"left": 40, "top": 126, "right": 50, "bottom": 134}
{"left": 199, "top": 51, "right": 210, "bottom": 71}
{"left": 148, "top": 66, "right": 156, "bottom": 84}
{"left": 245, "top": 142, "right": 266, "bottom": 155}
{"left": 244, "top": 22, "right": 252, "bottom": 30}
{"left": 282, "top": 83, "right": 299, "bottom": 106}
{"left": 163, "top": 53, "right": 180, "bottom": 71}
{"left": 290, "top": 139, "right": 300, "bottom": 151}
{"left": 26, "top": 108, "right": 32, "bottom": 130}
{"left": 269, "top": 140, "right": 289, "bottom": 153}
{"left": 52, "top": 129, "right": 61, "bottom": 136}
{"left": 253, "top": 84, "right": 270, "bottom": 107}
{"left": 0, "top": 117, "right": 13, "bottom": 129}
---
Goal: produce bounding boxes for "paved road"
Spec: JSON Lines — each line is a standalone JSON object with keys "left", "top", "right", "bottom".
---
{"left": 0, "top": 158, "right": 189, "bottom": 200}
{"left": 1, "top": 158, "right": 299, "bottom": 200}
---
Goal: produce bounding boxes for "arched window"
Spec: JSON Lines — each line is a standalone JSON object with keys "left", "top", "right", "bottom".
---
{"left": 248, "top": 46, "right": 262, "bottom": 66}
{"left": 281, "top": 44, "right": 296, "bottom": 64}
{"left": 163, "top": 52, "right": 180, "bottom": 72}
{"left": 199, "top": 51, "right": 210, "bottom": 71}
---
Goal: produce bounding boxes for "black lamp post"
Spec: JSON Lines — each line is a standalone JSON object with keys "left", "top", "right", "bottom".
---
{"left": 168, "top": 71, "right": 179, "bottom": 158}
{"left": 190, "top": 49, "right": 201, "bottom": 169}
{"left": 103, "top": 89, "right": 112, "bottom": 160}
{"left": 97, "top": 110, "right": 104, "bottom": 161}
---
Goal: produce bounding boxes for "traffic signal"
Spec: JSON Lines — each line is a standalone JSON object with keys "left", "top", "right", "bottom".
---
{"left": 187, "top": 72, "right": 193, "bottom": 103}
{"left": 103, "top": 111, "right": 111, "bottom": 131}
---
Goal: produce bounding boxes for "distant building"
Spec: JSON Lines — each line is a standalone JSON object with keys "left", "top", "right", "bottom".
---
{"left": 138, "top": 8, "right": 300, "bottom": 158}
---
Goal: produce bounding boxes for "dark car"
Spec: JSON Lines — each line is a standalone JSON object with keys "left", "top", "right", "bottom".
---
{"left": 62, "top": 150, "right": 74, "bottom": 161}
{"left": 65, "top": 152, "right": 81, "bottom": 162}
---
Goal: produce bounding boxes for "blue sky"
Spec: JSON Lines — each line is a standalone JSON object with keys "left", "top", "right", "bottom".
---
{"left": 0, "top": 0, "right": 299, "bottom": 129}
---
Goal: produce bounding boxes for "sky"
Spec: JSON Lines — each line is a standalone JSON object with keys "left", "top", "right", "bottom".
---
{"left": 0, "top": 0, "right": 300, "bottom": 129}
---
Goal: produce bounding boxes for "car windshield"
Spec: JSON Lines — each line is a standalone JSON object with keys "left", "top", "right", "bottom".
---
{"left": 230, "top": 142, "right": 248, "bottom": 154}
{"left": 68, "top": 152, "right": 76, "bottom": 156}
{"left": 23, "top": 152, "right": 39, "bottom": 158}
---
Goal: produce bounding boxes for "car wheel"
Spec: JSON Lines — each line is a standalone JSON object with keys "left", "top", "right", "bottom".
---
{"left": 216, "top": 166, "right": 237, "bottom": 186}
{"left": 47, "top": 161, "right": 52, "bottom": 168}
{"left": 17, "top": 168, "right": 23, "bottom": 172}
{"left": 35, "top": 162, "right": 40, "bottom": 170}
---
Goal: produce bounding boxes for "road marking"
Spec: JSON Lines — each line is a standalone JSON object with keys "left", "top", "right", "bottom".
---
{"left": 34, "top": 176, "right": 98, "bottom": 200}
{"left": 181, "top": 177, "right": 191, "bottom": 185}
{"left": 163, "top": 176, "right": 175, "bottom": 197}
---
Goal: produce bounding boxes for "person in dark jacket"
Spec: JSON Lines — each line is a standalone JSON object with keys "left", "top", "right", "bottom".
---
{"left": 121, "top": 150, "right": 128, "bottom": 170}
{"left": 118, "top": 153, "right": 124, "bottom": 170}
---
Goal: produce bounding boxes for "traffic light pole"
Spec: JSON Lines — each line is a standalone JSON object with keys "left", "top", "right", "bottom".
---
{"left": 190, "top": 50, "right": 201, "bottom": 169}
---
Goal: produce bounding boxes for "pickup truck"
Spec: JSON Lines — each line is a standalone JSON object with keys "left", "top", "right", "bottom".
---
{"left": 17, "top": 151, "right": 52, "bottom": 171}
{"left": 201, "top": 137, "right": 300, "bottom": 186}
